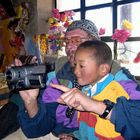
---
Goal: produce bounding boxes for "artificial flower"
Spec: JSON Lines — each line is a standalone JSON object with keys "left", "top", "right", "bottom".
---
{"left": 64, "top": 21, "right": 71, "bottom": 28}
{"left": 112, "top": 19, "right": 132, "bottom": 43}
{"left": 64, "top": 10, "right": 75, "bottom": 17}
{"left": 52, "top": 8, "right": 60, "bottom": 20}
{"left": 52, "top": 8, "right": 59, "bottom": 14}
{"left": 122, "top": 19, "right": 133, "bottom": 31}
{"left": 47, "top": 9, "right": 75, "bottom": 54}
{"left": 60, "top": 13, "right": 67, "bottom": 22}
{"left": 112, "top": 29, "right": 131, "bottom": 43}
{"left": 133, "top": 52, "right": 140, "bottom": 63}
{"left": 50, "top": 44, "right": 58, "bottom": 52}
{"left": 99, "top": 28, "right": 105, "bottom": 35}
{"left": 48, "top": 17, "right": 56, "bottom": 25}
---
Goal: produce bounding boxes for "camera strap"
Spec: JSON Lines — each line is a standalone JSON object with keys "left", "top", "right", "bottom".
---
{"left": 65, "top": 79, "right": 82, "bottom": 126}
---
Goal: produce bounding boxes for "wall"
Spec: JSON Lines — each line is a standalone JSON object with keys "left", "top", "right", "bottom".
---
{"left": 37, "top": 0, "right": 54, "bottom": 34}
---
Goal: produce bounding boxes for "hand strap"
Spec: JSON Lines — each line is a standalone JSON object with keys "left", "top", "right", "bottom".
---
{"left": 99, "top": 99, "right": 114, "bottom": 119}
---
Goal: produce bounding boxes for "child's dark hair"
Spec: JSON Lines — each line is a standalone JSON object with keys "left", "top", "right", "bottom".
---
{"left": 77, "top": 40, "right": 112, "bottom": 66}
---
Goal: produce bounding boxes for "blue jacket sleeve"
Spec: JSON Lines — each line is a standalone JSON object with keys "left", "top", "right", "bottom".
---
{"left": 110, "top": 96, "right": 140, "bottom": 140}
{"left": 17, "top": 100, "right": 58, "bottom": 138}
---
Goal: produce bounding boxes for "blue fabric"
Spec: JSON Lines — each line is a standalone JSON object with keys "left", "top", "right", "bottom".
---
{"left": 114, "top": 69, "right": 129, "bottom": 81}
{"left": 79, "top": 122, "right": 97, "bottom": 140}
{"left": 46, "top": 71, "right": 56, "bottom": 85}
{"left": 25, "top": 37, "right": 37, "bottom": 56}
{"left": 18, "top": 100, "right": 78, "bottom": 138}
{"left": 81, "top": 74, "right": 114, "bottom": 97}
{"left": 18, "top": 101, "right": 57, "bottom": 138}
{"left": 94, "top": 74, "right": 114, "bottom": 95}
{"left": 111, "top": 96, "right": 140, "bottom": 140}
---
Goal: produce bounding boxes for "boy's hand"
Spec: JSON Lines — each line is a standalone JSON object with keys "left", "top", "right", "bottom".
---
{"left": 50, "top": 83, "right": 85, "bottom": 111}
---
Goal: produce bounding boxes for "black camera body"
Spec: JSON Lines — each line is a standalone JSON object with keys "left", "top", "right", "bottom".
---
{"left": 5, "top": 63, "right": 55, "bottom": 91}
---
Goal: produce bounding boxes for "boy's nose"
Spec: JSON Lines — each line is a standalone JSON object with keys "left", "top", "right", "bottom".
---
{"left": 74, "top": 66, "right": 79, "bottom": 76}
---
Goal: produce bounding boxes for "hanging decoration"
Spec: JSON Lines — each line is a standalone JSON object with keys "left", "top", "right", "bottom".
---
{"left": 0, "top": 1, "right": 31, "bottom": 72}
{"left": 33, "top": 34, "right": 48, "bottom": 63}
{"left": 47, "top": 8, "right": 75, "bottom": 55}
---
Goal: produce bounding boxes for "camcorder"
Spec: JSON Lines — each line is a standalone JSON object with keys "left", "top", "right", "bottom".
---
{"left": 5, "top": 63, "right": 55, "bottom": 91}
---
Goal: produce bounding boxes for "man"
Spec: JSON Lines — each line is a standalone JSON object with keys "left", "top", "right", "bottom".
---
{"left": 4, "top": 19, "right": 140, "bottom": 140}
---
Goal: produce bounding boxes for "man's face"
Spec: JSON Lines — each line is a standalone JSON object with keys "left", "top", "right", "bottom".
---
{"left": 64, "top": 29, "right": 90, "bottom": 67}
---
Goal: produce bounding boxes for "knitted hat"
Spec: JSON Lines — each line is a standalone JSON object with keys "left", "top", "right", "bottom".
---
{"left": 66, "top": 19, "right": 100, "bottom": 40}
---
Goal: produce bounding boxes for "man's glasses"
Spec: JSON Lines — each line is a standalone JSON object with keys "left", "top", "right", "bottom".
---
{"left": 63, "top": 36, "right": 90, "bottom": 46}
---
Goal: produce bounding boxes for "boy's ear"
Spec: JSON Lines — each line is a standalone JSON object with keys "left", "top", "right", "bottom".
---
{"left": 99, "top": 64, "right": 110, "bottom": 76}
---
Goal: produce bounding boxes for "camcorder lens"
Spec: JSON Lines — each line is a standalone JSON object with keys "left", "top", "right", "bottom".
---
{"left": 5, "top": 70, "right": 12, "bottom": 81}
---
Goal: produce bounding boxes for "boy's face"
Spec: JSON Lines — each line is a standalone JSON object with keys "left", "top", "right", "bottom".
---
{"left": 64, "top": 29, "right": 90, "bottom": 67}
{"left": 74, "top": 48, "right": 102, "bottom": 86}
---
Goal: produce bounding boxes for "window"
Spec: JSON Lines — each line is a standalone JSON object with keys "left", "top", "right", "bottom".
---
{"left": 73, "top": 12, "right": 81, "bottom": 20}
{"left": 86, "top": 0, "right": 112, "bottom": 6}
{"left": 118, "top": 2, "right": 140, "bottom": 37}
{"left": 56, "top": 0, "right": 140, "bottom": 76}
{"left": 117, "top": 41, "right": 140, "bottom": 76}
{"left": 56, "top": 0, "right": 80, "bottom": 11}
{"left": 86, "top": 7, "right": 112, "bottom": 36}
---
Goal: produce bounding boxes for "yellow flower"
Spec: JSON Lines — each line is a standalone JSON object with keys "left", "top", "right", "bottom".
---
{"left": 46, "top": 34, "right": 49, "bottom": 38}
{"left": 48, "top": 18, "right": 55, "bottom": 25}
{"left": 122, "top": 19, "right": 133, "bottom": 31}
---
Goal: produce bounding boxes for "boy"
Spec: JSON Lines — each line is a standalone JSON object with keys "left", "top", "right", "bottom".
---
{"left": 51, "top": 40, "right": 129, "bottom": 140}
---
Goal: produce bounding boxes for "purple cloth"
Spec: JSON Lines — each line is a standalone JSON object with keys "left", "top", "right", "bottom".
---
{"left": 56, "top": 104, "right": 78, "bottom": 127}
{"left": 42, "top": 78, "right": 78, "bottom": 128}
{"left": 119, "top": 80, "right": 140, "bottom": 100}
{"left": 42, "top": 78, "right": 61, "bottom": 103}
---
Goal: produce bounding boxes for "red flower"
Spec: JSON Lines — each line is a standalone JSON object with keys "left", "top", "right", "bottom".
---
{"left": 52, "top": 9, "right": 60, "bottom": 20}
{"left": 53, "top": 13, "right": 60, "bottom": 20}
{"left": 60, "top": 13, "right": 67, "bottom": 22}
{"left": 52, "top": 9, "right": 59, "bottom": 14}
{"left": 64, "top": 10, "right": 75, "bottom": 17}
{"left": 99, "top": 28, "right": 105, "bottom": 35}
{"left": 112, "top": 29, "right": 131, "bottom": 43}
{"left": 64, "top": 21, "right": 70, "bottom": 28}
{"left": 133, "top": 52, "right": 140, "bottom": 63}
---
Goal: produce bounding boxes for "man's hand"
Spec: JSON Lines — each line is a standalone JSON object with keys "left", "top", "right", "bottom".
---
{"left": 59, "top": 133, "right": 76, "bottom": 140}
{"left": 14, "top": 58, "right": 39, "bottom": 103}
{"left": 14, "top": 58, "right": 39, "bottom": 118}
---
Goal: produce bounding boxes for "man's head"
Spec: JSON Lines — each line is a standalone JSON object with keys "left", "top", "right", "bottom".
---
{"left": 64, "top": 19, "right": 100, "bottom": 67}
{"left": 74, "top": 40, "right": 112, "bottom": 86}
